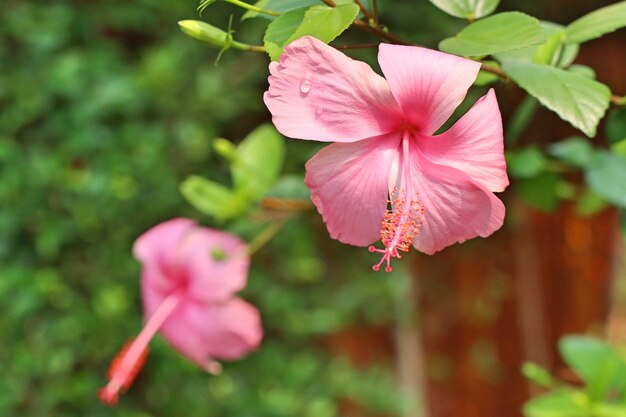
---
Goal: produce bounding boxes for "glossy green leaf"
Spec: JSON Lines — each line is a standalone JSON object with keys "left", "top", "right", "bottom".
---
{"left": 523, "top": 389, "right": 588, "bottom": 417}
{"left": 232, "top": 124, "right": 285, "bottom": 199}
{"left": 242, "top": 0, "right": 317, "bottom": 20}
{"left": 502, "top": 61, "right": 611, "bottom": 137}
{"left": 559, "top": 336, "right": 626, "bottom": 400}
{"left": 585, "top": 151, "right": 626, "bottom": 208}
{"left": 548, "top": 137, "right": 594, "bottom": 168}
{"left": 494, "top": 22, "right": 579, "bottom": 68}
{"left": 243, "top": 0, "right": 361, "bottom": 19}
{"left": 263, "top": 4, "right": 359, "bottom": 60}
{"left": 564, "top": 1, "right": 626, "bottom": 44}
{"left": 518, "top": 172, "right": 560, "bottom": 212}
{"left": 606, "top": 108, "right": 626, "bottom": 145}
{"left": 428, "top": 0, "right": 499, "bottom": 19}
{"left": 180, "top": 175, "right": 246, "bottom": 220}
{"left": 439, "top": 12, "right": 545, "bottom": 57}
{"left": 506, "top": 147, "right": 547, "bottom": 178}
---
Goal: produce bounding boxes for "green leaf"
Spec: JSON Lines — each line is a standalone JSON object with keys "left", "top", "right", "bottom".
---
{"left": 263, "top": 4, "right": 359, "bottom": 61}
{"left": 559, "top": 336, "right": 626, "bottom": 401}
{"left": 564, "top": 1, "right": 626, "bottom": 44}
{"left": 502, "top": 61, "right": 611, "bottom": 137}
{"left": 505, "top": 96, "right": 539, "bottom": 145}
{"left": 567, "top": 65, "right": 596, "bottom": 79}
{"left": 266, "top": 175, "right": 310, "bottom": 200}
{"left": 439, "top": 12, "right": 545, "bottom": 57}
{"left": 517, "top": 172, "right": 560, "bottom": 212}
{"left": 231, "top": 123, "right": 285, "bottom": 199}
{"left": 575, "top": 189, "right": 608, "bottom": 216}
{"left": 595, "top": 403, "right": 626, "bottom": 417}
{"left": 494, "top": 22, "right": 579, "bottom": 68}
{"left": 180, "top": 175, "right": 247, "bottom": 221}
{"left": 242, "top": 0, "right": 317, "bottom": 20}
{"left": 532, "top": 30, "right": 564, "bottom": 65}
{"left": 506, "top": 147, "right": 547, "bottom": 178}
{"left": 523, "top": 389, "right": 588, "bottom": 417}
{"left": 428, "top": 0, "right": 499, "bottom": 19}
{"left": 606, "top": 108, "right": 626, "bottom": 145}
{"left": 548, "top": 137, "right": 594, "bottom": 168}
{"left": 585, "top": 151, "right": 626, "bottom": 208}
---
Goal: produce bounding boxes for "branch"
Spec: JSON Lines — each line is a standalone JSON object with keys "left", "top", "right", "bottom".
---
{"left": 353, "top": 0, "right": 372, "bottom": 20}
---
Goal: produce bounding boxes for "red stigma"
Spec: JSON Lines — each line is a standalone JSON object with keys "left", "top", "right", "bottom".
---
{"left": 98, "top": 339, "right": 149, "bottom": 406}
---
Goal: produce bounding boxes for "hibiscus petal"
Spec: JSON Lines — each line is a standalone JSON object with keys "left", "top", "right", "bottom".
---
{"left": 305, "top": 133, "right": 401, "bottom": 246}
{"left": 378, "top": 44, "right": 481, "bottom": 135}
{"left": 176, "top": 228, "right": 249, "bottom": 303}
{"left": 264, "top": 36, "right": 401, "bottom": 142}
{"left": 150, "top": 296, "right": 262, "bottom": 366}
{"left": 407, "top": 146, "right": 505, "bottom": 255}
{"left": 417, "top": 89, "right": 509, "bottom": 192}
{"left": 133, "top": 218, "right": 196, "bottom": 294}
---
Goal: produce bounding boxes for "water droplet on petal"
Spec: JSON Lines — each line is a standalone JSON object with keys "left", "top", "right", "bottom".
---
{"left": 315, "top": 105, "right": 324, "bottom": 116}
{"left": 300, "top": 78, "right": 311, "bottom": 94}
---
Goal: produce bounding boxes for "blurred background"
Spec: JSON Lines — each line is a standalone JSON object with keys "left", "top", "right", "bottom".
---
{"left": 1, "top": 0, "right": 625, "bottom": 416}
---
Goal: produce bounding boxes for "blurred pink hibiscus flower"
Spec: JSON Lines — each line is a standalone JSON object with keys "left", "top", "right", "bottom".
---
{"left": 264, "top": 36, "right": 508, "bottom": 272}
{"left": 98, "top": 218, "right": 262, "bottom": 405}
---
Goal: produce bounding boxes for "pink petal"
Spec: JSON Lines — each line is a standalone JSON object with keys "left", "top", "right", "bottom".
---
{"left": 407, "top": 146, "right": 505, "bottom": 255}
{"left": 176, "top": 228, "right": 249, "bottom": 303}
{"left": 305, "top": 133, "right": 401, "bottom": 246}
{"left": 145, "top": 293, "right": 262, "bottom": 366}
{"left": 133, "top": 218, "right": 196, "bottom": 294}
{"left": 264, "top": 36, "right": 401, "bottom": 142}
{"left": 378, "top": 44, "right": 481, "bottom": 135}
{"left": 136, "top": 219, "right": 249, "bottom": 303}
{"left": 417, "top": 89, "right": 509, "bottom": 192}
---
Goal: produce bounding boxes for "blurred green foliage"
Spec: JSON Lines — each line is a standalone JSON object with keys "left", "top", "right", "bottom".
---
{"left": 0, "top": 1, "right": 405, "bottom": 415}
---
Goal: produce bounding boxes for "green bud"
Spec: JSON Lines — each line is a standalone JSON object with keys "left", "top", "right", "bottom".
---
{"left": 521, "top": 362, "right": 553, "bottom": 387}
{"left": 178, "top": 20, "right": 230, "bottom": 48}
{"left": 213, "top": 138, "right": 237, "bottom": 161}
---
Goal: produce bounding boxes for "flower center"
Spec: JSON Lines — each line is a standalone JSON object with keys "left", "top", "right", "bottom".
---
{"left": 368, "top": 132, "right": 424, "bottom": 272}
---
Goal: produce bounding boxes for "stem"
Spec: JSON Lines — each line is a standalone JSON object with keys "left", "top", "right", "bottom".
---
{"left": 611, "top": 95, "right": 626, "bottom": 106}
{"left": 352, "top": 19, "right": 412, "bottom": 45}
{"left": 233, "top": 42, "right": 266, "bottom": 52}
{"left": 224, "top": 0, "right": 280, "bottom": 16}
{"left": 481, "top": 63, "right": 508, "bottom": 78}
{"left": 353, "top": 0, "right": 372, "bottom": 20}
{"left": 334, "top": 43, "right": 379, "bottom": 50}
{"left": 247, "top": 219, "right": 288, "bottom": 256}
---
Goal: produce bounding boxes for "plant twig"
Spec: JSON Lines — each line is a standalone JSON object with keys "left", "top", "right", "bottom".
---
{"left": 247, "top": 218, "right": 288, "bottom": 256}
{"left": 353, "top": 0, "right": 372, "bottom": 20}
{"left": 334, "top": 43, "right": 379, "bottom": 50}
{"left": 611, "top": 94, "right": 625, "bottom": 106}
{"left": 352, "top": 19, "right": 412, "bottom": 45}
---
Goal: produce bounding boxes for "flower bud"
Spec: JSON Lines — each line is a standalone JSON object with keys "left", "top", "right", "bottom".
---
{"left": 178, "top": 20, "right": 230, "bottom": 48}
{"left": 213, "top": 138, "right": 237, "bottom": 161}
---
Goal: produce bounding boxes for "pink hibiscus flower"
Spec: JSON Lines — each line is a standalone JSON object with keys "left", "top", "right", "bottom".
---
{"left": 98, "top": 218, "right": 262, "bottom": 405}
{"left": 264, "top": 36, "right": 508, "bottom": 272}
